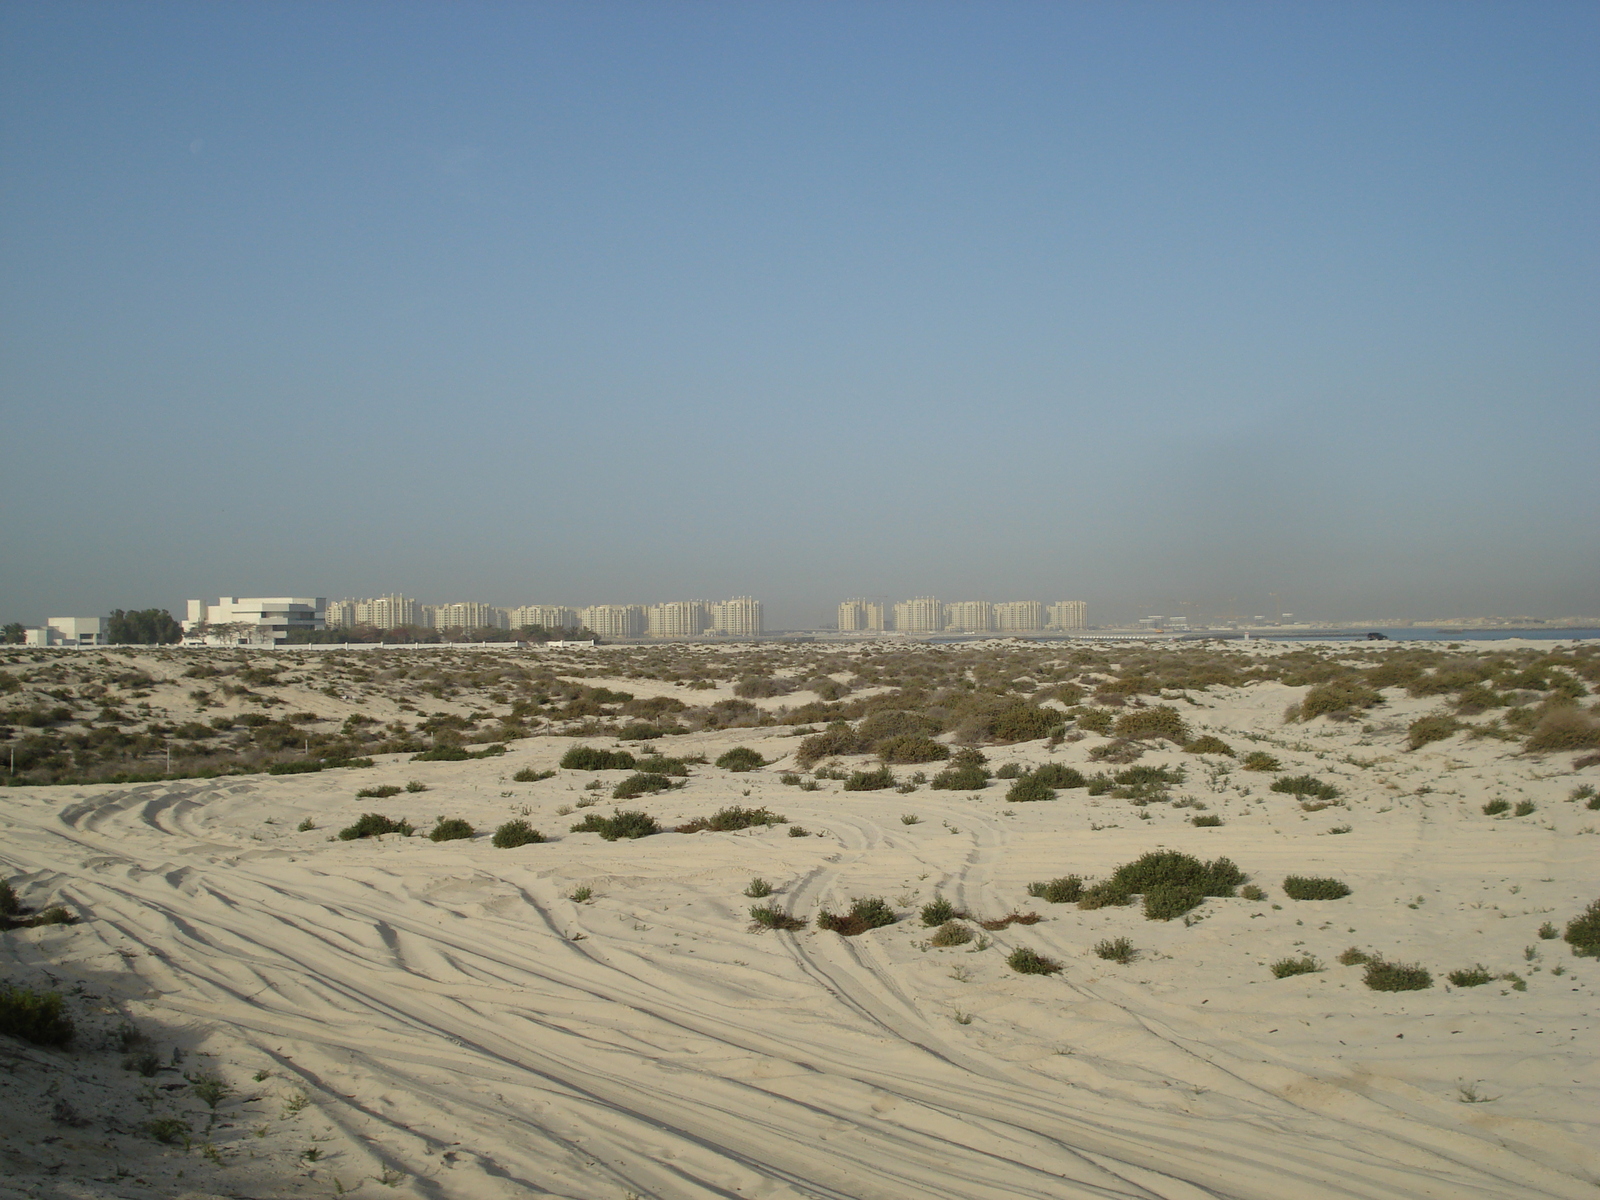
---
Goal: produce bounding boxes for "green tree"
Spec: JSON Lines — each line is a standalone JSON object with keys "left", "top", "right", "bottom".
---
{"left": 107, "top": 609, "right": 183, "bottom": 645}
{"left": 1, "top": 622, "right": 24, "bottom": 644}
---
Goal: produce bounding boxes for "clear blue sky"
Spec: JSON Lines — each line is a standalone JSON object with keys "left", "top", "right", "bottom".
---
{"left": 2, "top": 1, "right": 1595, "bottom": 627}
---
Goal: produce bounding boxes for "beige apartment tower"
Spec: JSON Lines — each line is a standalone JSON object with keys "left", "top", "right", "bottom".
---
{"left": 646, "top": 601, "right": 710, "bottom": 637}
{"left": 993, "top": 600, "right": 1044, "bottom": 633}
{"left": 509, "top": 605, "right": 578, "bottom": 630}
{"left": 582, "top": 605, "right": 645, "bottom": 639}
{"left": 837, "top": 599, "right": 885, "bottom": 632}
{"left": 893, "top": 596, "right": 943, "bottom": 634}
{"left": 1048, "top": 600, "right": 1088, "bottom": 631}
{"left": 710, "top": 596, "right": 763, "bottom": 636}
{"left": 944, "top": 601, "right": 993, "bottom": 633}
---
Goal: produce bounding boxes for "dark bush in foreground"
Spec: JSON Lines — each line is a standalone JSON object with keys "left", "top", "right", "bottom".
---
{"left": 748, "top": 904, "right": 806, "bottom": 931}
{"left": 1006, "top": 775, "right": 1056, "bottom": 803}
{"left": 876, "top": 735, "right": 950, "bottom": 764}
{"left": 1565, "top": 898, "right": 1600, "bottom": 956}
{"left": 491, "top": 819, "right": 545, "bottom": 848}
{"left": 842, "top": 766, "right": 896, "bottom": 792}
{"left": 570, "top": 810, "right": 661, "bottom": 841}
{"left": 1270, "top": 775, "right": 1340, "bottom": 800}
{"left": 429, "top": 817, "right": 475, "bottom": 842}
{"left": 1007, "top": 947, "right": 1063, "bottom": 975}
{"left": 1447, "top": 965, "right": 1494, "bottom": 987}
{"left": 1183, "top": 735, "right": 1234, "bottom": 756}
{"left": 676, "top": 806, "right": 786, "bottom": 833}
{"left": 1094, "top": 937, "right": 1135, "bottom": 963}
{"left": 715, "top": 747, "right": 767, "bottom": 772}
{"left": 0, "top": 984, "right": 74, "bottom": 1048}
{"left": 1112, "top": 706, "right": 1189, "bottom": 743}
{"left": 511, "top": 767, "right": 556, "bottom": 783}
{"left": 1028, "top": 876, "right": 1084, "bottom": 904}
{"left": 1271, "top": 955, "right": 1322, "bottom": 978}
{"left": 338, "top": 813, "right": 414, "bottom": 840}
{"left": 1282, "top": 876, "right": 1351, "bottom": 901}
{"left": 613, "top": 772, "right": 675, "bottom": 799}
{"left": 560, "top": 746, "right": 636, "bottom": 771}
{"left": 1364, "top": 959, "right": 1432, "bottom": 991}
{"left": 817, "top": 896, "right": 896, "bottom": 936}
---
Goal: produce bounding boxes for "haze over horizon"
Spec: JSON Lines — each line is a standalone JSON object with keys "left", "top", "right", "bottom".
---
{"left": 2, "top": 1, "right": 1596, "bottom": 630}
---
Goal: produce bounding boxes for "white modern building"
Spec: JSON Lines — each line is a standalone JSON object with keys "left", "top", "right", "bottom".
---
{"left": 184, "top": 597, "right": 326, "bottom": 645}
{"left": 709, "top": 596, "right": 763, "bottom": 637}
{"left": 1048, "top": 601, "right": 1088, "bottom": 631}
{"left": 21, "top": 617, "right": 106, "bottom": 647}
{"left": 993, "top": 601, "right": 1044, "bottom": 633}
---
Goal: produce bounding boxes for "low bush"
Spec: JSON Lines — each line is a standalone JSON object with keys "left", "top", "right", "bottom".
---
{"left": 1006, "top": 774, "right": 1056, "bottom": 803}
{"left": 676, "top": 806, "right": 786, "bottom": 833}
{"left": 1299, "top": 680, "right": 1383, "bottom": 721}
{"left": 842, "top": 766, "right": 896, "bottom": 792}
{"left": 1093, "top": 937, "right": 1135, "bottom": 963}
{"left": 560, "top": 746, "right": 636, "bottom": 771}
{"left": 338, "top": 813, "right": 413, "bottom": 840}
{"left": 748, "top": 904, "right": 806, "bottom": 931}
{"left": 1144, "top": 883, "right": 1205, "bottom": 921}
{"left": 1338, "top": 947, "right": 1372, "bottom": 966}
{"left": 930, "top": 763, "right": 990, "bottom": 790}
{"left": 356, "top": 784, "right": 404, "bottom": 799}
{"left": 511, "top": 767, "right": 556, "bottom": 783}
{"left": 1363, "top": 959, "right": 1433, "bottom": 991}
{"left": 715, "top": 747, "right": 766, "bottom": 772}
{"left": 795, "top": 724, "right": 869, "bottom": 767}
{"left": 1565, "top": 897, "right": 1600, "bottom": 956}
{"left": 1447, "top": 965, "right": 1495, "bottom": 987}
{"left": 876, "top": 735, "right": 950, "bottom": 764}
{"left": 428, "top": 817, "right": 474, "bottom": 842}
{"left": 1407, "top": 715, "right": 1460, "bottom": 751}
{"left": 1006, "top": 947, "right": 1063, "bottom": 975}
{"left": 613, "top": 772, "right": 675, "bottom": 799}
{"left": 569, "top": 810, "right": 661, "bottom": 841}
{"left": 1271, "top": 955, "right": 1322, "bottom": 979}
{"left": 1078, "top": 879, "right": 1135, "bottom": 910}
{"left": 0, "top": 983, "right": 74, "bottom": 1047}
{"left": 787, "top": 825, "right": 811, "bottom": 837}
{"left": 1030, "top": 763, "right": 1088, "bottom": 788}
{"left": 1525, "top": 708, "right": 1600, "bottom": 754}
{"left": 1183, "top": 735, "right": 1234, "bottom": 756}
{"left": 979, "top": 911, "right": 1042, "bottom": 930}
{"left": 817, "top": 896, "right": 897, "bottom": 936}
{"left": 734, "top": 676, "right": 796, "bottom": 699}
{"left": 995, "top": 762, "right": 1024, "bottom": 779}
{"left": 744, "top": 877, "right": 773, "bottom": 898}
{"left": 929, "top": 920, "right": 973, "bottom": 947}
{"left": 1110, "top": 851, "right": 1246, "bottom": 897}
{"left": 1271, "top": 775, "right": 1340, "bottom": 800}
{"left": 1074, "top": 708, "right": 1114, "bottom": 735}
{"left": 1513, "top": 800, "right": 1535, "bottom": 817}
{"left": 633, "top": 754, "right": 690, "bottom": 777}
{"left": 1191, "top": 814, "right": 1223, "bottom": 827}
{"left": 491, "top": 819, "right": 544, "bottom": 848}
{"left": 1282, "top": 876, "right": 1351, "bottom": 901}
{"left": 405, "top": 780, "right": 428, "bottom": 792}
{"left": 1482, "top": 798, "right": 1510, "bottom": 815}
{"left": 1027, "top": 876, "right": 1084, "bottom": 904}
{"left": 988, "top": 705, "right": 1061, "bottom": 744}
{"left": 1241, "top": 884, "right": 1266, "bottom": 901}
{"left": 920, "top": 896, "right": 959, "bottom": 926}
{"left": 1112, "top": 706, "right": 1189, "bottom": 743}
{"left": 1241, "top": 751, "right": 1281, "bottom": 772}
{"left": 412, "top": 744, "right": 505, "bottom": 762}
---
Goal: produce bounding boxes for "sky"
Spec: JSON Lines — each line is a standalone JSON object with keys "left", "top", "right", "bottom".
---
{"left": 2, "top": 1, "right": 1596, "bottom": 629}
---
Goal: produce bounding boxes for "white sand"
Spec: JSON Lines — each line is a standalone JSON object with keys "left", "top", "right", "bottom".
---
{"left": 3, "top": 651, "right": 1598, "bottom": 1199}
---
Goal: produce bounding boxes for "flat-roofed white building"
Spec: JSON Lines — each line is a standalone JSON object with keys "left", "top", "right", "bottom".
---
{"left": 893, "top": 596, "right": 943, "bottom": 634}
{"left": 1048, "top": 600, "right": 1088, "bottom": 631}
{"left": 582, "top": 605, "right": 645, "bottom": 639}
{"left": 993, "top": 601, "right": 1044, "bottom": 633}
{"left": 510, "top": 605, "right": 578, "bottom": 630}
{"left": 710, "top": 596, "right": 762, "bottom": 636}
{"left": 184, "top": 597, "right": 326, "bottom": 645}
{"left": 944, "top": 601, "right": 993, "bottom": 633}
{"left": 21, "top": 617, "right": 107, "bottom": 647}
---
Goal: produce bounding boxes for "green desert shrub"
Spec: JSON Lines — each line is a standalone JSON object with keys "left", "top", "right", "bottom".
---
{"left": 930, "top": 763, "right": 990, "bottom": 790}
{"left": 876, "top": 735, "right": 950, "bottom": 764}
{"left": 559, "top": 746, "right": 636, "bottom": 771}
{"left": 817, "top": 896, "right": 897, "bottom": 936}
{"left": 1112, "top": 705, "right": 1189, "bottom": 743}
{"left": 748, "top": 904, "right": 806, "bottom": 931}
{"left": 994, "top": 762, "right": 1024, "bottom": 779}
{"left": 1191, "top": 814, "right": 1223, "bottom": 827}
{"left": 1241, "top": 884, "right": 1266, "bottom": 901}
{"left": 1110, "top": 851, "right": 1246, "bottom": 898}
{"left": 1077, "top": 879, "right": 1135, "bottom": 910}
{"left": 1299, "top": 680, "right": 1382, "bottom": 721}
{"left": 491, "top": 819, "right": 544, "bottom": 848}
{"left": 858, "top": 711, "right": 942, "bottom": 742}
{"left": 511, "top": 767, "right": 556, "bottom": 783}
{"left": 1564, "top": 897, "right": 1600, "bottom": 956}
{"left": 338, "top": 813, "right": 413, "bottom": 840}
{"left": 929, "top": 920, "right": 973, "bottom": 947}
{"left": 1270, "top": 775, "right": 1340, "bottom": 801}
{"left": 428, "top": 817, "right": 474, "bottom": 842}
{"left": 1407, "top": 715, "right": 1460, "bottom": 751}
{"left": 633, "top": 754, "right": 690, "bottom": 776}
{"left": 1241, "top": 751, "right": 1281, "bottom": 772}
{"left": 1447, "top": 965, "right": 1495, "bottom": 987}
{"left": 1144, "top": 883, "right": 1205, "bottom": 921}
{"left": 733, "top": 675, "right": 795, "bottom": 699}
{"left": 356, "top": 785, "right": 403, "bottom": 799}
{"left": 1183, "top": 735, "right": 1234, "bottom": 756}
{"left": 1030, "top": 763, "right": 1088, "bottom": 788}
{"left": 1338, "top": 947, "right": 1373, "bottom": 966}
{"left": 1513, "top": 800, "right": 1535, "bottom": 817}
{"left": 1363, "top": 959, "right": 1433, "bottom": 991}
{"left": 613, "top": 772, "right": 675, "bottom": 799}
{"left": 1074, "top": 708, "right": 1114, "bottom": 735}
{"left": 1006, "top": 947, "right": 1063, "bottom": 975}
{"left": 1027, "top": 876, "right": 1084, "bottom": 904}
{"left": 842, "top": 766, "right": 896, "bottom": 792}
{"left": 988, "top": 704, "right": 1062, "bottom": 743}
{"left": 1482, "top": 798, "right": 1510, "bottom": 815}
{"left": 1525, "top": 708, "right": 1600, "bottom": 754}
{"left": 0, "top": 983, "right": 74, "bottom": 1047}
{"left": 1282, "top": 875, "right": 1351, "bottom": 901}
{"left": 1093, "top": 937, "right": 1135, "bottom": 963}
{"left": 1006, "top": 774, "right": 1056, "bottom": 803}
{"left": 676, "top": 806, "right": 785, "bottom": 833}
{"left": 411, "top": 744, "right": 505, "bottom": 762}
{"left": 715, "top": 746, "right": 766, "bottom": 772}
{"left": 744, "top": 877, "right": 773, "bottom": 898}
{"left": 795, "top": 723, "right": 869, "bottom": 767}
{"left": 1271, "top": 955, "right": 1322, "bottom": 979}
{"left": 569, "top": 810, "right": 661, "bottom": 840}
{"left": 920, "top": 896, "right": 958, "bottom": 926}
{"left": 0, "top": 881, "right": 20, "bottom": 918}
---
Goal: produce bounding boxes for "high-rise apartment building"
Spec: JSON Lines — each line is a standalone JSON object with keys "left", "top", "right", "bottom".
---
{"left": 993, "top": 601, "right": 1044, "bottom": 633}
{"left": 327, "top": 596, "right": 418, "bottom": 629}
{"left": 1048, "top": 600, "right": 1088, "bottom": 631}
{"left": 836, "top": 599, "right": 885, "bottom": 632}
{"left": 509, "top": 605, "right": 578, "bottom": 630}
{"left": 427, "top": 602, "right": 505, "bottom": 630}
{"left": 944, "top": 601, "right": 993, "bottom": 633}
{"left": 582, "top": 604, "right": 645, "bottom": 639}
{"left": 893, "top": 596, "right": 943, "bottom": 634}
{"left": 709, "top": 596, "right": 763, "bottom": 636}
{"left": 647, "top": 600, "right": 710, "bottom": 637}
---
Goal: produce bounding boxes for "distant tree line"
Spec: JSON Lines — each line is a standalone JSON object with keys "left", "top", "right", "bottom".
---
{"left": 108, "top": 609, "right": 183, "bottom": 644}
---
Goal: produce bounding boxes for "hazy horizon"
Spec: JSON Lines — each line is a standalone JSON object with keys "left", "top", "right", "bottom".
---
{"left": 3, "top": 2, "right": 1596, "bottom": 630}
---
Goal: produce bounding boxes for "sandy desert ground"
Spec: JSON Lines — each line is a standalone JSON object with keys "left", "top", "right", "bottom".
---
{"left": 2, "top": 639, "right": 1598, "bottom": 1200}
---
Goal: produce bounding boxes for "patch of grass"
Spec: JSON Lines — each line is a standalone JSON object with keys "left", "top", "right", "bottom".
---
{"left": 715, "top": 746, "right": 767, "bottom": 772}
{"left": 145, "top": 1117, "right": 190, "bottom": 1145}
{"left": 1513, "top": 800, "right": 1536, "bottom": 817}
{"left": 1538, "top": 921, "right": 1558, "bottom": 940}
{"left": 1027, "top": 876, "right": 1084, "bottom": 904}
{"left": 1006, "top": 947, "right": 1063, "bottom": 975}
{"left": 1282, "top": 875, "right": 1351, "bottom": 901}
{"left": 787, "top": 825, "right": 811, "bottom": 837}
{"left": 676, "top": 806, "right": 786, "bottom": 833}
{"left": 337, "top": 813, "right": 414, "bottom": 840}
{"left": 1482, "top": 798, "right": 1510, "bottom": 815}
{"left": 817, "top": 896, "right": 897, "bottom": 936}
{"left": 613, "top": 772, "right": 675, "bottom": 799}
{"left": 428, "top": 817, "right": 474, "bottom": 842}
{"left": 1564, "top": 897, "right": 1600, "bottom": 956}
{"left": 405, "top": 779, "right": 428, "bottom": 793}
{"left": 1183, "top": 735, "right": 1234, "bottom": 756}
{"left": 569, "top": 810, "right": 661, "bottom": 840}
{"left": 744, "top": 878, "right": 773, "bottom": 898}
{"left": 1363, "top": 959, "right": 1433, "bottom": 991}
{"left": 1407, "top": 714, "right": 1461, "bottom": 751}
{"left": 929, "top": 921, "right": 974, "bottom": 947}
{"left": 559, "top": 746, "right": 636, "bottom": 771}
{"left": 511, "top": 767, "right": 556, "bottom": 783}
{"left": 1447, "top": 965, "right": 1495, "bottom": 987}
{"left": 186, "top": 1068, "right": 233, "bottom": 1110}
{"left": 1241, "top": 750, "right": 1281, "bottom": 771}
{"left": 570, "top": 885, "right": 593, "bottom": 903}
{"left": 1270, "top": 775, "right": 1340, "bottom": 800}
{"left": 842, "top": 766, "right": 896, "bottom": 792}
{"left": 748, "top": 904, "right": 806, "bottom": 931}
{"left": 0, "top": 983, "right": 74, "bottom": 1047}
{"left": 1271, "top": 955, "right": 1322, "bottom": 978}
{"left": 356, "top": 785, "right": 403, "bottom": 799}
{"left": 1094, "top": 936, "right": 1135, "bottom": 963}
{"left": 296, "top": 817, "right": 316, "bottom": 832}
{"left": 491, "top": 819, "right": 545, "bottom": 848}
